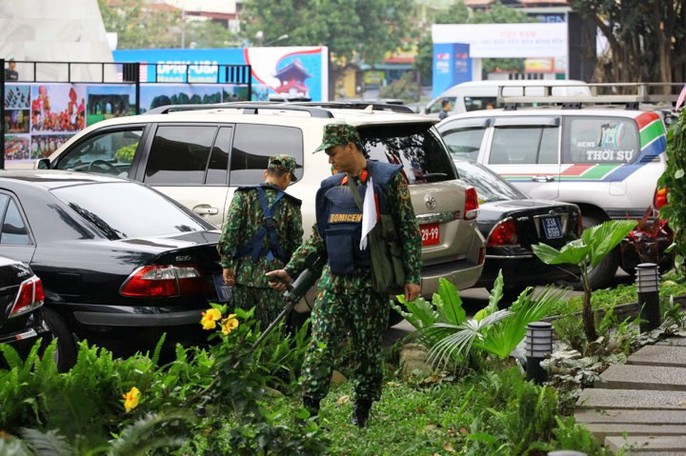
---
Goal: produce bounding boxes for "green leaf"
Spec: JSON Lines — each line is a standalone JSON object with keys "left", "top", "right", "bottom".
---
{"left": 584, "top": 220, "right": 637, "bottom": 267}
{"left": 533, "top": 239, "right": 590, "bottom": 266}
{"left": 475, "top": 270, "right": 505, "bottom": 321}
{"left": 435, "top": 278, "right": 466, "bottom": 325}
{"left": 393, "top": 296, "right": 437, "bottom": 330}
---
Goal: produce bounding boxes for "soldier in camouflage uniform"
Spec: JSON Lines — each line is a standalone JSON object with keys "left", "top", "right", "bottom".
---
{"left": 218, "top": 154, "right": 303, "bottom": 329}
{"left": 267, "top": 124, "right": 422, "bottom": 428}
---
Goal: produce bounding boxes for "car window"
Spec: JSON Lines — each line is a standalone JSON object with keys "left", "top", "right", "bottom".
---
{"left": 489, "top": 126, "right": 560, "bottom": 165}
{"left": 144, "top": 125, "right": 217, "bottom": 185}
{"left": 360, "top": 123, "right": 458, "bottom": 184}
{"left": 441, "top": 127, "right": 486, "bottom": 160}
{"left": 563, "top": 117, "right": 639, "bottom": 164}
{"left": 453, "top": 160, "right": 526, "bottom": 202}
{"left": 54, "top": 128, "right": 143, "bottom": 176}
{"left": 0, "top": 194, "right": 31, "bottom": 245}
{"left": 51, "top": 182, "right": 207, "bottom": 238}
{"left": 464, "top": 97, "right": 497, "bottom": 112}
{"left": 426, "top": 97, "right": 456, "bottom": 114}
{"left": 206, "top": 127, "right": 232, "bottom": 185}
{"left": 230, "top": 124, "right": 303, "bottom": 186}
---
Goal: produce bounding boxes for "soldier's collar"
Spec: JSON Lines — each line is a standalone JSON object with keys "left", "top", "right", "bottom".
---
{"left": 341, "top": 168, "right": 368, "bottom": 185}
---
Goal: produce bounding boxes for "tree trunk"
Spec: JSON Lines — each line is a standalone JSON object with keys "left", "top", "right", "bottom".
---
{"left": 582, "top": 272, "right": 597, "bottom": 342}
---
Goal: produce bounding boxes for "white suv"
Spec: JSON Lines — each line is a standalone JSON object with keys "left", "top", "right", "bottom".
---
{"left": 438, "top": 106, "right": 670, "bottom": 288}
{"left": 37, "top": 103, "right": 486, "bottom": 300}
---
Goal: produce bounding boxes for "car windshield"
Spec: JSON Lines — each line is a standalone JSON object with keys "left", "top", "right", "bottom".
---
{"left": 360, "top": 123, "right": 458, "bottom": 184}
{"left": 51, "top": 182, "right": 207, "bottom": 239}
{"left": 453, "top": 159, "right": 526, "bottom": 203}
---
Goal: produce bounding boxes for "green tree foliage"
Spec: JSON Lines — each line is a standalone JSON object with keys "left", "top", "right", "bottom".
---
{"left": 414, "top": 1, "right": 534, "bottom": 81}
{"left": 98, "top": 0, "right": 239, "bottom": 49}
{"left": 98, "top": 0, "right": 181, "bottom": 48}
{"left": 240, "top": 0, "right": 413, "bottom": 64}
{"left": 569, "top": 0, "right": 686, "bottom": 83}
{"left": 659, "top": 110, "right": 686, "bottom": 273}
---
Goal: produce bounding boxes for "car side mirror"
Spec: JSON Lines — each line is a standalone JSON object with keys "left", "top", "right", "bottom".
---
{"left": 36, "top": 159, "right": 50, "bottom": 169}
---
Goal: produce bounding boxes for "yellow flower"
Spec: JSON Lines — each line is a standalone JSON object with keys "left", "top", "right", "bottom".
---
{"left": 220, "top": 314, "right": 239, "bottom": 335}
{"left": 200, "top": 308, "right": 222, "bottom": 330}
{"left": 122, "top": 386, "right": 140, "bottom": 413}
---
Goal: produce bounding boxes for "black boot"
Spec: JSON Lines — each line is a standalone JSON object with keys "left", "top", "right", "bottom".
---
{"left": 303, "top": 396, "right": 320, "bottom": 418}
{"left": 351, "top": 399, "right": 372, "bottom": 428}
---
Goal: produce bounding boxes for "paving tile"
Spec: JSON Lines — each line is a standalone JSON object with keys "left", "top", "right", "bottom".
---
{"left": 605, "top": 435, "right": 686, "bottom": 453}
{"left": 628, "top": 345, "right": 686, "bottom": 367}
{"left": 581, "top": 423, "right": 686, "bottom": 441}
{"left": 574, "top": 408, "right": 686, "bottom": 425}
{"left": 577, "top": 388, "right": 686, "bottom": 410}
{"left": 655, "top": 337, "right": 686, "bottom": 347}
{"left": 596, "top": 364, "right": 686, "bottom": 391}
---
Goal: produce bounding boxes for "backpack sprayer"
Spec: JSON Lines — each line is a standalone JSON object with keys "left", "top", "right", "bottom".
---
{"left": 252, "top": 252, "right": 325, "bottom": 349}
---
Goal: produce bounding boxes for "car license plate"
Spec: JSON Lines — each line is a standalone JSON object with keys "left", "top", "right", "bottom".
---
{"left": 420, "top": 223, "right": 440, "bottom": 246}
{"left": 213, "top": 274, "right": 232, "bottom": 303}
{"left": 541, "top": 216, "right": 563, "bottom": 240}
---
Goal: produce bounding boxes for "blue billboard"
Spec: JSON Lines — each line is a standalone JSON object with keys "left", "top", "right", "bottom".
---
{"left": 432, "top": 43, "right": 471, "bottom": 99}
{"left": 113, "top": 47, "right": 328, "bottom": 101}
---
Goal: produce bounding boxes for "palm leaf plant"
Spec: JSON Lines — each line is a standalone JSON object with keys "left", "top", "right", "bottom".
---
{"left": 533, "top": 219, "right": 637, "bottom": 342}
{"left": 395, "top": 272, "right": 565, "bottom": 373}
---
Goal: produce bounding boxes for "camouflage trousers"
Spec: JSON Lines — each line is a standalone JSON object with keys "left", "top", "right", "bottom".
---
{"left": 232, "top": 284, "right": 285, "bottom": 330}
{"left": 301, "top": 269, "right": 389, "bottom": 403}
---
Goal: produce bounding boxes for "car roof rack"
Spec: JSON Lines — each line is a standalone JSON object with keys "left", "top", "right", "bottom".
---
{"left": 144, "top": 102, "right": 334, "bottom": 118}
{"left": 284, "top": 101, "right": 415, "bottom": 114}
{"left": 496, "top": 82, "right": 683, "bottom": 110}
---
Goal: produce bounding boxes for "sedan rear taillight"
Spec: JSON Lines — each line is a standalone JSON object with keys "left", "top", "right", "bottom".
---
{"left": 464, "top": 187, "right": 479, "bottom": 220}
{"left": 487, "top": 218, "right": 519, "bottom": 247}
{"left": 9, "top": 277, "right": 45, "bottom": 317}
{"left": 120, "top": 265, "right": 204, "bottom": 298}
{"left": 654, "top": 187, "right": 668, "bottom": 210}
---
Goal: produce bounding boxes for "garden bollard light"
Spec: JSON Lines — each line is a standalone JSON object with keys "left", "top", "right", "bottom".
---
{"left": 636, "top": 262, "right": 660, "bottom": 333}
{"left": 525, "top": 321, "right": 553, "bottom": 384}
{"left": 548, "top": 451, "right": 587, "bottom": 456}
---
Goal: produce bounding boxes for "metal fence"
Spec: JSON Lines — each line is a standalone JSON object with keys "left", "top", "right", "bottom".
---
{"left": 0, "top": 59, "right": 252, "bottom": 169}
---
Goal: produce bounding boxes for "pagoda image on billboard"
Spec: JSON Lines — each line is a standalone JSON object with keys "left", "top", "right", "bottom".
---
{"left": 274, "top": 59, "right": 311, "bottom": 97}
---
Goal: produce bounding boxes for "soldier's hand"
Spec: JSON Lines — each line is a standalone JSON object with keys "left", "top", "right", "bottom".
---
{"left": 266, "top": 269, "right": 292, "bottom": 292}
{"left": 223, "top": 268, "right": 235, "bottom": 286}
{"left": 404, "top": 283, "right": 421, "bottom": 302}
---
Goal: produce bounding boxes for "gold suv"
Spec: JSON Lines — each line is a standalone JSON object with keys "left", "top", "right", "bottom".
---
{"left": 38, "top": 103, "right": 486, "bottom": 300}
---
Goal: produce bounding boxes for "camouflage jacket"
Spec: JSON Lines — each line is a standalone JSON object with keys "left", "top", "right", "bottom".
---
{"left": 218, "top": 184, "right": 303, "bottom": 288}
{"left": 285, "top": 171, "right": 422, "bottom": 286}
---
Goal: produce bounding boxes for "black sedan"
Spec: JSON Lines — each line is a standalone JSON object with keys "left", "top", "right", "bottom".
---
{"left": 0, "top": 170, "right": 230, "bottom": 369}
{"left": 0, "top": 256, "right": 55, "bottom": 367}
{"left": 453, "top": 159, "right": 581, "bottom": 299}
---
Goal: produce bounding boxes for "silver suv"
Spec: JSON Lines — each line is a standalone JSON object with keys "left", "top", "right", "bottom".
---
{"left": 35, "top": 103, "right": 486, "bottom": 299}
{"left": 438, "top": 104, "right": 670, "bottom": 289}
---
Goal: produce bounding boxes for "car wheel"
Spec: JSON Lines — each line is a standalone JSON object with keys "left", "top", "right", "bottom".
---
{"left": 623, "top": 258, "right": 674, "bottom": 278}
{"left": 576, "top": 214, "right": 619, "bottom": 290}
{"left": 43, "top": 307, "right": 77, "bottom": 372}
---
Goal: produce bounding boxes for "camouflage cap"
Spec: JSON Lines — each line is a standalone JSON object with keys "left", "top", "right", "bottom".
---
{"left": 313, "top": 123, "right": 361, "bottom": 153}
{"left": 267, "top": 154, "right": 298, "bottom": 181}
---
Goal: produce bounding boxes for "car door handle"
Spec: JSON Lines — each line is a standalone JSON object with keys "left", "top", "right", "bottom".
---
{"left": 192, "top": 205, "right": 219, "bottom": 216}
{"left": 531, "top": 176, "right": 556, "bottom": 183}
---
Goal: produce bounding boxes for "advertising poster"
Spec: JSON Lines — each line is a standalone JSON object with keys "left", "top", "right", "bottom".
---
{"left": 87, "top": 85, "right": 136, "bottom": 125}
{"left": 113, "top": 46, "right": 329, "bottom": 101}
{"left": 432, "top": 43, "right": 471, "bottom": 98}
{"left": 139, "top": 84, "right": 223, "bottom": 112}
{"left": 31, "top": 84, "right": 87, "bottom": 133}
